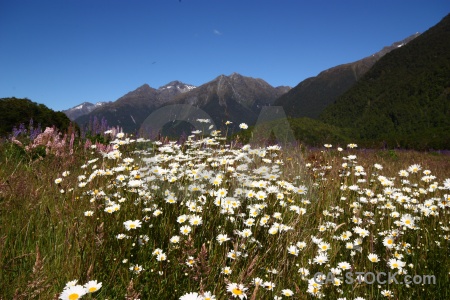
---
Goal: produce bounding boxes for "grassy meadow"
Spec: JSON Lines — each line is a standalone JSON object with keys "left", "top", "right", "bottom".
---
{"left": 1, "top": 127, "right": 450, "bottom": 300}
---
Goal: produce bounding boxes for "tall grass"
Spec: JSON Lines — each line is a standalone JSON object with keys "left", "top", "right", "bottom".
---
{"left": 1, "top": 131, "right": 449, "bottom": 299}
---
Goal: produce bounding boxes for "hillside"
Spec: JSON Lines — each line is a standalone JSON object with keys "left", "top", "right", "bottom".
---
{"left": 320, "top": 13, "right": 450, "bottom": 149}
{"left": 75, "top": 82, "right": 196, "bottom": 133}
{"left": 74, "top": 74, "right": 289, "bottom": 134}
{"left": 169, "top": 73, "right": 290, "bottom": 131}
{"left": 275, "top": 34, "right": 419, "bottom": 119}
{"left": 0, "top": 97, "right": 73, "bottom": 137}
{"left": 63, "top": 102, "right": 108, "bottom": 121}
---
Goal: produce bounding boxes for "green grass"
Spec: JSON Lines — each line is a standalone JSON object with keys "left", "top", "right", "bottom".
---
{"left": 1, "top": 133, "right": 449, "bottom": 300}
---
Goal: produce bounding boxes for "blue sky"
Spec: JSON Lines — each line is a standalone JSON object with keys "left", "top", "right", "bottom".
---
{"left": 1, "top": 0, "right": 449, "bottom": 111}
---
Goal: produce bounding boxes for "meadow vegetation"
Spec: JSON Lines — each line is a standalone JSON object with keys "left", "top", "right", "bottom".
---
{"left": 1, "top": 124, "right": 449, "bottom": 299}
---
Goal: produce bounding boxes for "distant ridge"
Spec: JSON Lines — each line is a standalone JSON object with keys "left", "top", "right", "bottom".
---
{"left": 320, "top": 13, "right": 450, "bottom": 149}
{"left": 63, "top": 101, "right": 108, "bottom": 121}
{"left": 74, "top": 81, "right": 197, "bottom": 133}
{"left": 275, "top": 33, "right": 420, "bottom": 119}
{"left": 72, "top": 74, "right": 289, "bottom": 133}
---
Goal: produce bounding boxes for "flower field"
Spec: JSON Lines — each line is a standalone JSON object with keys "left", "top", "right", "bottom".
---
{"left": 1, "top": 128, "right": 450, "bottom": 299}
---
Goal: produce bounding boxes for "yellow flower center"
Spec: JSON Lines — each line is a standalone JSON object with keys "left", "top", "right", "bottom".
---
{"left": 69, "top": 293, "right": 79, "bottom": 300}
{"left": 88, "top": 287, "right": 97, "bottom": 293}
{"left": 387, "top": 239, "right": 393, "bottom": 244}
{"left": 232, "top": 288, "right": 243, "bottom": 295}
{"left": 129, "top": 224, "right": 136, "bottom": 228}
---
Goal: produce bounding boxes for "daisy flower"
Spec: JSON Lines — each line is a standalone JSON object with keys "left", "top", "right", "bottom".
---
{"left": 252, "top": 277, "right": 263, "bottom": 286}
{"left": 318, "top": 242, "right": 331, "bottom": 252}
{"left": 239, "top": 123, "right": 248, "bottom": 129}
{"left": 189, "top": 215, "right": 203, "bottom": 226}
{"left": 216, "top": 233, "right": 230, "bottom": 244}
{"left": 281, "top": 289, "right": 294, "bottom": 297}
{"left": 298, "top": 267, "right": 310, "bottom": 276}
{"left": 263, "top": 281, "right": 275, "bottom": 290}
{"left": 202, "top": 291, "right": 216, "bottom": 300}
{"left": 179, "top": 292, "right": 202, "bottom": 300}
{"left": 63, "top": 279, "right": 78, "bottom": 289}
{"left": 129, "top": 264, "right": 144, "bottom": 274}
{"left": 170, "top": 235, "right": 180, "bottom": 244}
{"left": 180, "top": 225, "right": 192, "bottom": 235}
{"left": 123, "top": 220, "right": 142, "bottom": 230}
{"left": 226, "top": 282, "right": 248, "bottom": 299}
{"left": 157, "top": 253, "right": 167, "bottom": 261}
{"left": 400, "top": 214, "right": 415, "bottom": 228}
{"left": 297, "top": 241, "right": 307, "bottom": 249}
{"left": 407, "top": 164, "right": 421, "bottom": 173}
{"left": 383, "top": 236, "right": 395, "bottom": 249}
{"left": 338, "top": 261, "right": 351, "bottom": 270}
{"left": 388, "top": 258, "right": 405, "bottom": 270}
{"left": 227, "top": 250, "right": 241, "bottom": 260}
{"left": 374, "top": 163, "right": 383, "bottom": 170}
{"left": 222, "top": 266, "right": 232, "bottom": 275}
{"left": 287, "top": 245, "right": 299, "bottom": 256}
{"left": 239, "top": 228, "right": 252, "bottom": 238}
{"left": 368, "top": 253, "right": 380, "bottom": 263}
{"left": 59, "top": 285, "right": 86, "bottom": 300}
{"left": 313, "top": 253, "right": 328, "bottom": 265}
{"left": 84, "top": 280, "right": 102, "bottom": 293}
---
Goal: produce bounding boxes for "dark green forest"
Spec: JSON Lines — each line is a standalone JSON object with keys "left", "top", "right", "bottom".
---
{"left": 0, "top": 97, "right": 73, "bottom": 137}
{"left": 319, "top": 13, "right": 450, "bottom": 149}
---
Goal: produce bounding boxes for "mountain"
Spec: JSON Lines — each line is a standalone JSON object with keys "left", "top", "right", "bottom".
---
{"left": 275, "top": 33, "right": 420, "bottom": 119}
{"left": 169, "top": 72, "right": 290, "bottom": 130}
{"left": 63, "top": 101, "right": 108, "bottom": 121}
{"left": 320, "top": 13, "right": 450, "bottom": 149}
{"left": 74, "top": 81, "right": 196, "bottom": 133}
{"left": 73, "top": 74, "right": 289, "bottom": 134}
{"left": 0, "top": 97, "right": 74, "bottom": 137}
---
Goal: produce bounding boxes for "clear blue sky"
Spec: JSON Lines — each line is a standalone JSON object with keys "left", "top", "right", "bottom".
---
{"left": 1, "top": 0, "right": 449, "bottom": 111}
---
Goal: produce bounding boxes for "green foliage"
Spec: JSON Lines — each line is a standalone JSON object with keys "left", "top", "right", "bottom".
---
{"left": 233, "top": 117, "right": 352, "bottom": 147}
{"left": 287, "top": 117, "right": 352, "bottom": 147}
{"left": 1, "top": 133, "right": 450, "bottom": 299}
{"left": 1, "top": 142, "right": 27, "bottom": 161}
{"left": 86, "top": 133, "right": 110, "bottom": 145}
{"left": 0, "top": 97, "right": 75, "bottom": 137}
{"left": 320, "top": 14, "right": 450, "bottom": 150}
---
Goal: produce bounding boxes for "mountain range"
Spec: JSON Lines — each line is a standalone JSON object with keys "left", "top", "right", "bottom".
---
{"left": 62, "top": 13, "right": 450, "bottom": 149}
{"left": 72, "top": 81, "right": 197, "bottom": 133}
{"left": 65, "top": 33, "right": 420, "bottom": 134}
{"left": 68, "top": 74, "right": 290, "bottom": 133}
